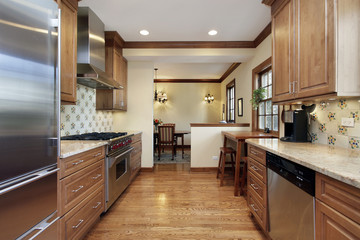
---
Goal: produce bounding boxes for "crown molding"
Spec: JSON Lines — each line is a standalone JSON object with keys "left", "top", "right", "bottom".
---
{"left": 154, "top": 79, "right": 221, "bottom": 83}
{"left": 219, "top": 63, "right": 241, "bottom": 82}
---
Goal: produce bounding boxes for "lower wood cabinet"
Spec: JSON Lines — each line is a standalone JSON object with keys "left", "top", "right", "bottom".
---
{"left": 130, "top": 133, "right": 142, "bottom": 182}
{"left": 316, "top": 199, "right": 360, "bottom": 240}
{"left": 60, "top": 186, "right": 104, "bottom": 240}
{"left": 58, "top": 146, "right": 105, "bottom": 240}
{"left": 247, "top": 144, "right": 268, "bottom": 232}
{"left": 315, "top": 173, "right": 360, "bottom": 240}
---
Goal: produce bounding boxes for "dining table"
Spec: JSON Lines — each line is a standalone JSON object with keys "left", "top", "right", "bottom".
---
{"left": 221, "top": 131, "right": 275, "bottom": 196}
{"left": 154, "top": 130, "right": 190, "bottom": 158}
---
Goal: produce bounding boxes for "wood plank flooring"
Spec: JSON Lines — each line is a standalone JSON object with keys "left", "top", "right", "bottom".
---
{"left": 84, "top": 163, "right": 267, "bottom": 240}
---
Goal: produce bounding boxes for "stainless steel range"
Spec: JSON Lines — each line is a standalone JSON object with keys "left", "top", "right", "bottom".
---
{"left": 62, "top": 132, "right": 133, "bottom": 211}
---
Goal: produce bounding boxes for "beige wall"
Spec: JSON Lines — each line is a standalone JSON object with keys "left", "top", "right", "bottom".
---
{"left": 221, "top": 35, "right": 272, "bottom": 128}
{"left": 154, "top": 82, "right": 221, "bottom": 145}
{"left": 113, "top": 62, "right": 154, "bottom": 168}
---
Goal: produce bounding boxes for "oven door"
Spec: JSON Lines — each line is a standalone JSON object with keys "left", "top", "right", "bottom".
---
{"left": 105, "top": 147, "right": 133, "bottom": 211}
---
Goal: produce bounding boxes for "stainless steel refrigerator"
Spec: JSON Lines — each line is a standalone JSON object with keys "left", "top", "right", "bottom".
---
{"left": 0, "top": 0, "right": 60, "bottom": 239}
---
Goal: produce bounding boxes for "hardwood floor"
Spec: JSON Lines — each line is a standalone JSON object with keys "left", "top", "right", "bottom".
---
{"left": 84, "top": 163, "right": 267, "bottom": 240}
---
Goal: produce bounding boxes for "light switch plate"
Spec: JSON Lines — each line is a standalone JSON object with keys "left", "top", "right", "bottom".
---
{"left": 212, "top": 156, "right": 219, "bottom": 161}
{"left": 341, "top": 118, "right": 355, "bottom": 127}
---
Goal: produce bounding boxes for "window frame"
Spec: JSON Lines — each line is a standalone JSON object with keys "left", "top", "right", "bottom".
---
{"left": 226, "top": 79, "right": 235, "bottom": 123}
{"left": 252, "top": 57, "right": 279, "bottom": 135}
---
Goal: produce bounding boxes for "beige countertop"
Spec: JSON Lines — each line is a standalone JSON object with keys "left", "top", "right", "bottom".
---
{"left": 60, "top": 131, "right": 142, "bottom": 158}
{"left": 245, "top": 138, "right": 360, "bottom": 189}
{"left": 60, "top": 141, "right": 107, "bottom": 158}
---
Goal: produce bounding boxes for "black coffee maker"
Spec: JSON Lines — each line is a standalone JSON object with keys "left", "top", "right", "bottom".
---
{"left": 280, "top": 109, "right": 309, "bottom": 142}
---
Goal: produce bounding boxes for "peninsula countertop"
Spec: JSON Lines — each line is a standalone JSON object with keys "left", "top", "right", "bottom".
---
{"left": 245, "top": 138, "right": 360, "bottom": 189}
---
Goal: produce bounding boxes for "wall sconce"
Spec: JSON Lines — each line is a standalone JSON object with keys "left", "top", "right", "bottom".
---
{"left": 204, "top": 94, "right": 214, "bottom": 103}
{"left": 158, "top": 91, "right": 168, "bottom": 103}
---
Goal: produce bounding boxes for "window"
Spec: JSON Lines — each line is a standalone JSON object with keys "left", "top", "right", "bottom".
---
{"left": 252, "top": 57, "right": 279, "bottom": 133}
{"left": 226, "top": 79, "right": 235, "bottom": 123}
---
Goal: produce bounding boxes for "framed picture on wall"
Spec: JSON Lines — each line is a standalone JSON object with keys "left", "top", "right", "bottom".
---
{"left": 237, "top": 98, "right": 243, "bottom": 117}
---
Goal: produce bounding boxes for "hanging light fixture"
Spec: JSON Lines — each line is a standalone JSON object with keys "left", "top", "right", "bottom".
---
{"left": 204, "top": 94, "right": 214, "bottom": 103}
{"left": 154, "top": 68, "right": 168, "bottom": 103}
{"left": 154, "top": 68, "right": 158, "bottom": 101}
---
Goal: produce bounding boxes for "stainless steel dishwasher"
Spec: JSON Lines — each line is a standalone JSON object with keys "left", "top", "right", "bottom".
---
{"left": 267, "top": 152, "right": 315, "bottom": 240}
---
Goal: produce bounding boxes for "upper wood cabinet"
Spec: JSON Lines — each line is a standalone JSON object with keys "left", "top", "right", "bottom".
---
{"left": 59, "top": 0, "right": 78, "bottom": 104}
{"left": 272, "top": 0, "right": 360, "bottom": 103}
{"left": 96, "top": 32, "right": 127, "bottom": 111}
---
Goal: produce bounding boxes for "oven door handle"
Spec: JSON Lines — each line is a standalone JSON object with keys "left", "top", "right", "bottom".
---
{"left": 108, "top": 147, "right": 134, "bottom": 168}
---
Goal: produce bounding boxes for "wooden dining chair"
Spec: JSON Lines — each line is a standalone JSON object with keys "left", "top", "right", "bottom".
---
{"left": 158, "top": 125, "right": 176, "bottom": 160}
{"left": 161, "top": 123, "right": 177, "bottom": 154}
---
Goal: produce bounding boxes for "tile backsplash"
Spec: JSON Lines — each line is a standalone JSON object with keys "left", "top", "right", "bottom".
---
{"left": 309, "top": 98, "right": 360, "bottom": 150}
{"left": 60, "top": 84, "right": 113, "bottom": 136}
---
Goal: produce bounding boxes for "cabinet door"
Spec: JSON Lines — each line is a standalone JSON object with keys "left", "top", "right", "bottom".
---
{"left": 295, "top": 0, "right": 336, "bottom": 98}
{"left": 272, "top": 0, "right": 295, "bottom": 103}
{"left": 316, "top": 200, "right": 360, "bottom": 240}
{"left": 120, "top": 56, "right": 128, "bottom": 110}
{"left": 60, "top": 0, "right": 77, "bottom": 104}
{"left": 109, "top": 50, "right": 127, "bottom": 111}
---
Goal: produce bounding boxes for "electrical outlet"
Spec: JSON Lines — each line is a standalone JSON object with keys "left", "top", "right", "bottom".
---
{"left": 212, "top": 156, "right": 219, "bottom": 161}
{"left": 341, "top": 118, "right": 355, "bottom": 127}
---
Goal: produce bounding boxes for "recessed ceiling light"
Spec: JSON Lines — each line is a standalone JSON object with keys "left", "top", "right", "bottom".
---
{"left": 139, "top": 30, "right": 149, "bottom": 36}
{"left": 208, "top": 30, "right": 218, "bottom": 36}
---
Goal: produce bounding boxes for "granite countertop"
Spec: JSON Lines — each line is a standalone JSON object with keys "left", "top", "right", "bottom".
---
{"left": 60, "top": 131, "right": 142, "bottom": 158}
{"left": 60, "top": 141, "right": 107, "bottom": 158}
{"left": 245, "top": 138, "right": 360, "bottom": 189}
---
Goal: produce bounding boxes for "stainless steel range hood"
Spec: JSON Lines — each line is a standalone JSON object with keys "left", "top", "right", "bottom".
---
{"left": 77, "top": 7, "right": 122, "bottom": 89}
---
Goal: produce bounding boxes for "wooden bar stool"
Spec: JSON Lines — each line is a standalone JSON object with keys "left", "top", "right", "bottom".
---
{"left": 217, "top": 147, "right": 236, "bottom": 186}
{"left": 239, "top": 156, "right": 248, "bottom": 196}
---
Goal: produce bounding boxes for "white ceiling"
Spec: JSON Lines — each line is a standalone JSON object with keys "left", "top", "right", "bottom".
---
{"left": 79, "top": 0, "right": 271, "bottom": 79}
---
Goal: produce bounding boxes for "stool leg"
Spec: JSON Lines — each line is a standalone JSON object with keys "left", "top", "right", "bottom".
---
{"left": 230, "top": 153, "right": 235, "bottom": 175}
{"left": 240, "top": 160, "right": 248, "bottom": 196}
{"left": 216, "top": 151, "right": 222, "bottom": 179}
{"left": 220, "top": 152, "right": 226, "bottom": 187}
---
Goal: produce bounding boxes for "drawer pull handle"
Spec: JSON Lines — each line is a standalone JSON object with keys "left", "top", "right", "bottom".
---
{"left": 72, "top": 160, "right": 84, "bottom": 165}
{"left": 72, "top": 185, "right": 84, "bottom": 193}
{"left": 251, "top": 151, "right": 257, "bottom": 155}
{"left": 93, "top": 202, "right": 101, "bottom": 209}
{"left": 250, "top": 183, "right": 259, "bottom": 190}
{"left": 250, "top": 204, "right": 258, "bottom": 212}
{"left": 72, "top": 219, "right": 84, "bottom": 229}
{"left": 92, "top": 174, "right": 102, "bottom": 180}
{"left": 250, "top": 165, "right": 259, "bottom": 171}
{"left": 94, "top": 153, "right": 101, "bottom": 157}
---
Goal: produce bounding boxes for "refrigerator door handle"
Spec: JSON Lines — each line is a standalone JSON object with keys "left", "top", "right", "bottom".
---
{"left": 16, "top": 211, "right": 59, "bottom": 240}
{"left": 0, "top": 167, "right": 59, "bottom": 196}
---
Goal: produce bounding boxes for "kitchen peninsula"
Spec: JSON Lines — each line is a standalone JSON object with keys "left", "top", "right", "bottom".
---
{"left": 190, "top": 123, "right": 250, "bottom": 170}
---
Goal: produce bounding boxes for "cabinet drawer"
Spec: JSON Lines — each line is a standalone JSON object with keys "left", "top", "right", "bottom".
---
{"left": 316, "top": 173, "right": 360, "bottom": 224}
{"left": 59, "top": 160, "right": 104, "bottom": 215}
{"left": 248, "top": 145, "right": 266, "bottom": 165}
{"left": 248, "top": 191, "right": 267, "bottom": 231}
{"left": 61, "top": 187, "right": 104, "bottom": 240}
{"left": 248, "top": 157, "right": 267, "bottom": 184}
{"left": 131, "top": 133, "right": 141, "bottom": 143}
{"left": 248, "top": 171, "right": 267, "bottom": 207}
{"left": 59, "top": 147, "right": 105, "bottom": 178}
{"left": 131, "top": 141, "right": 142, "bottom": 157}
{"left": 315, "top": 199, "right": 360, "bottom": 240}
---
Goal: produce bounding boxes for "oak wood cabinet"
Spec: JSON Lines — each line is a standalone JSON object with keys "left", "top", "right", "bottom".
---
{"left": 272, "top": 0, "right": 360, "bottom": 103}
{"left": 315, "top": 173, "right": 360, "bottom": 240}
{"left": 247, "top": 144, "right": 268, "bottom": 232}
{"left": 58, "top": 0, "right": 78, "bottom": 104}
{"left": 96, "top": 31, "right": 127, "bottom": 111}
{"left": 58, "top": 146, "right": 105, "bottom": 240}
{"left": 130, "top": 133, "right": 142, "bottom": 182}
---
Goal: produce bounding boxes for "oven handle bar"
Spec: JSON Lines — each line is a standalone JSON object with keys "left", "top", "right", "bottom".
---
{"left": 108, "top": 147, "right": 134, "bottom": 158}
